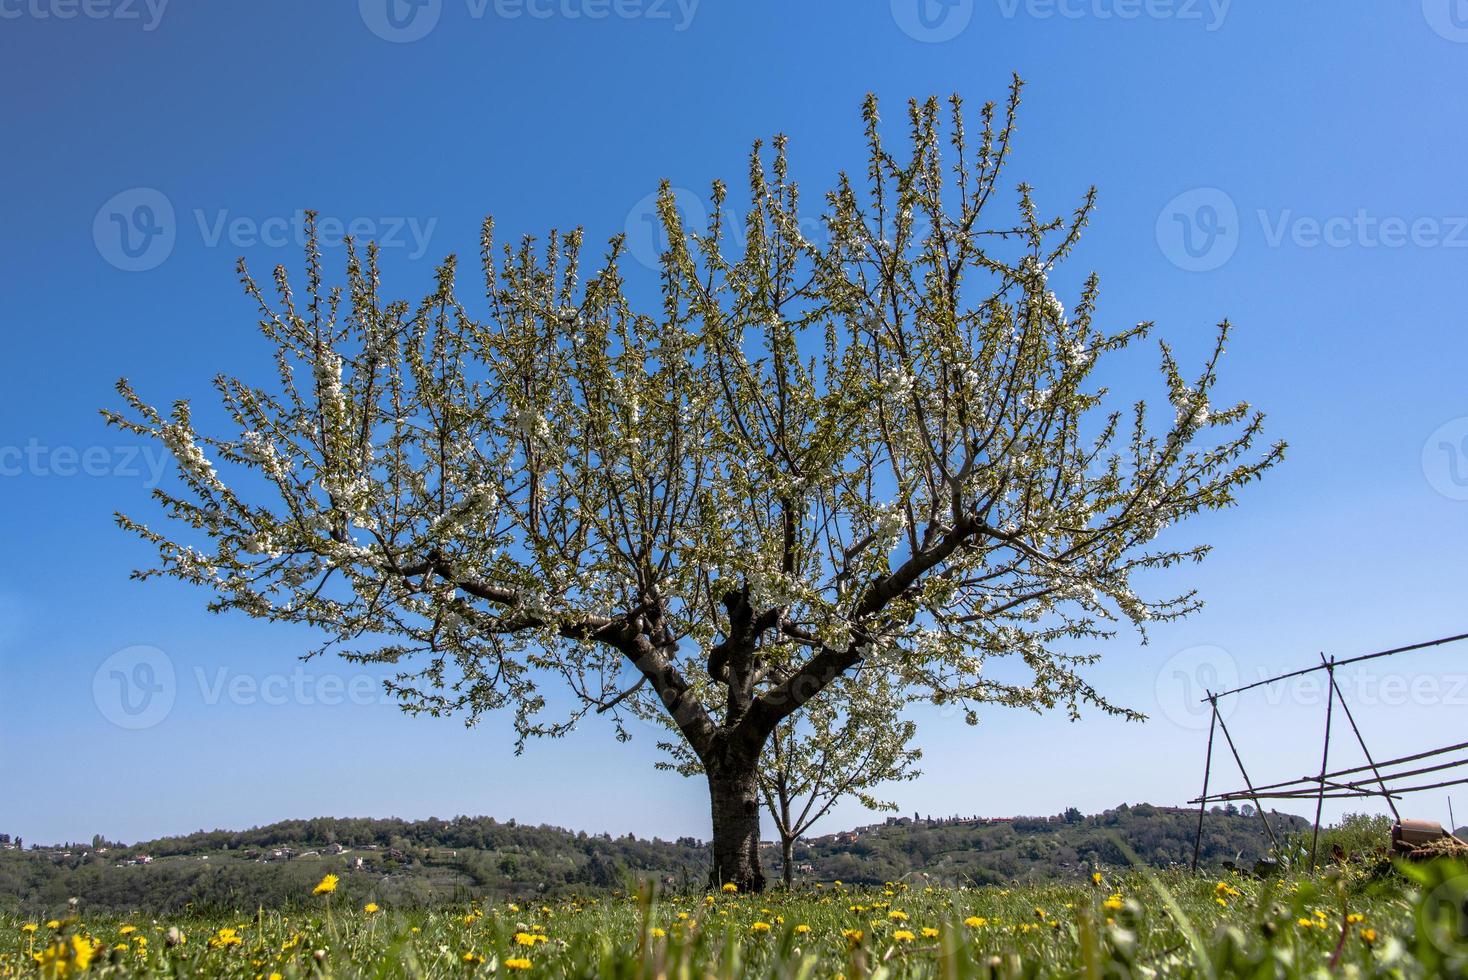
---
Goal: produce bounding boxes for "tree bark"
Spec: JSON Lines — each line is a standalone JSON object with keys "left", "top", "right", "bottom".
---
{"left": 707, "top": 756, "right": 765, "bottom": 892}
{"left": 781, "top": 836, "right": 794, "bottom": 889}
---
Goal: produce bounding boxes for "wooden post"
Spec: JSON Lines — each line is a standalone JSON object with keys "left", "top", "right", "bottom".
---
{"left": 1192, "top": 693, "right": 1219, "bottom": 873}
{"left": 1310, "top": 655, "right": 1336, "bottom": 869}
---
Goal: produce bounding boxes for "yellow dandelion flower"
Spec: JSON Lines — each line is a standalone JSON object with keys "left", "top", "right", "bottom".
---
{"left": 312, "top": 874, "right": 339, "bottom": 896}
{"left": 963, "top": 916, "right": 987, "bottom": 928}
{"left": 207, "top": 927, "right": 244, "bottom": 949}
{"left": 893, "top": 929, "right": 916, "bottom": 942}
{"left": 1091, "top": 872, "right": 1103, "bottom": 885}
{"left": 842, "top": 928, "right": 863, "bottom": 945}
{"left": 750, "top": 921, "right": 772, "bottom": 934}
{"left": 363, "top": 903, "right": 380, "bottom": 915}
{"left": 1359, "top": 927, "right": 1377, "bottom": 945}
{"left": 1346, "top": 913, "right": 1364, "bottom": 924}
{"left": 649, "top": 927, "right": 666, "bottom": 938}
{"left": 794, "top": 924, "right": 811, "bottom": 934}
{"left": 921, "top": 927, "right": 940, "bottom": 938}
{"left": 21, "top": 924, "right": 38, "bottom": 934}
{"left": 45, "top": 921, "right": 61, "bottom": 930}
{"left": 721, "top": 883, "right": 738, "bottom": 893}
{"left": 676, "top": 912, "right": 690, "bottom": 921}
{"left": 888, "top": 910, "right": 908, "bottom": 921}
{"left": 463, "top": 951, "right": 485, "bottom": 964}
{"left": 1103, "top": 895, "right": 1123, "bottom": 912}
{"left": 504, "top": 957, "right": 532, "bottom": 970}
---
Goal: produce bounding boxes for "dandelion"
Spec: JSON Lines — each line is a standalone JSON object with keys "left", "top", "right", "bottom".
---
{"left": 964, "top": 916, "right": 987, "bottom": 928}
{"left": 504, "top": 957, "right": 532, "bottom": 970}
{"left": 842, "top": 928, "right": 864, "bottom": 945}
{"left": 750, "top": 921, "right": 772, "bottom": 934}
{"left": 313, "top": 874, "right": 339, "bottom": 896}
{"left": 514, "top": 932, "right": 548, "bottom": 947}
{"left": 721, "top": 882, "right": 738, "bottom": 894}
{"left": 1103, "top": 895, "right": 1123, "bottom": 912}
{"left": 893, "top": 929, "right": 916, "bottom": 942}
{"left": 363, "top": 903, "right": 380, "bottom": 915}
{"left": 888, "top": 909, "right": 908, "bottom": 922}
{"left": 649, "top": 927, "right": 666, "bottom": 938}
{"left": 1346, "top": 913, "right": 1364, "bottom": 924}
{"left": 21, "top": 924, "right": 38, "bottom": 934}
{"left": 921, "top": 927, "right": 940, "bottom": 938}
{"left": 118, "top": 925, "right": 137, "bottom": 935}
{"left": 34, "top": 934, "right": 100, "bottom": 978}
{"left": 46, "top": 920, "right": 61, "bottom": 929}
{"left": 463, "top": 951, "right": 485, "bottom": 965}
{"left": 676, "top": 912, "right": 690, "bottom": 921}
{"left": 1359, "top": 927, "right": 1377, "bottom": 945}
{"left": 1091, "top": 872, "right": 1103, "bottom": 886}
{"left": 794, "top": 924, "right": 811, "bottom": 935}
{"left": 208, "top": 927, "right": 243, "bottom": 949}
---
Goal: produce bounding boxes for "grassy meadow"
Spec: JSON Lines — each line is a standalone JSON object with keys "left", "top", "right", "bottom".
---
{"left": 5, "top": 859, "right": 1467, "bottom": 979}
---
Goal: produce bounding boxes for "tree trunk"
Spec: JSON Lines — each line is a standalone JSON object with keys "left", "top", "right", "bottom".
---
{"left": 781, "top": 837, "right": 794, "bottom": 889}
{"left": 707, "top": 757, "right": 765, "bottom": 892}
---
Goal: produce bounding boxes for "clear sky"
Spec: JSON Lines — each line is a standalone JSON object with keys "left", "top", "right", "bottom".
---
{"left": 3, "top": 1, "right": 1468, "bottom": 848}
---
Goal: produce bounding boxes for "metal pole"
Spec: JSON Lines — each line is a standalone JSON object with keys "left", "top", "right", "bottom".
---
{"left": 1310, "top": 655, "right": 1336, "bottom": 869}
{"left": 1192, "top": 694, "right": 1219, "bottom": 873}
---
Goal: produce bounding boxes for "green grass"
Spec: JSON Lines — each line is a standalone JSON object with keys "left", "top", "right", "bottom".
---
{"left": 4, "top": 861, "right": 1466, "bottom": 978}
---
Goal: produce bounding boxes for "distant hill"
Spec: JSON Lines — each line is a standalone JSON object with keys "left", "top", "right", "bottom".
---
{"left": 0, "top": 804, "right": 1307, "bottom": 915}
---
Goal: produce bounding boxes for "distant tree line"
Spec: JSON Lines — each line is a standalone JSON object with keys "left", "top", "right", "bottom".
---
{"left": 0, "top": 806, "right": 1306, "bottom": 916}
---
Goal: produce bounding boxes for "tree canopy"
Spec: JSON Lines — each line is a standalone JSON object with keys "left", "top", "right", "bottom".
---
{"left": 105, "top": 77, "right": 1283, "bottom": 889}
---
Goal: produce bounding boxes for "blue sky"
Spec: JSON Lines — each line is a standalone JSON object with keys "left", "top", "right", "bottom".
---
{"left": 3, "top": 1, "right": 1468, "bottom": 848}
